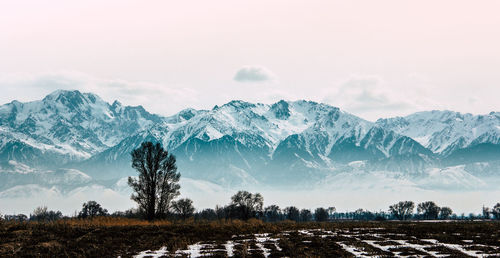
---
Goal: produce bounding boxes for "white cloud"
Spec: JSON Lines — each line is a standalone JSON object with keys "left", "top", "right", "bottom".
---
{"left": 233, "top": 66, "right": 276, "bottom": 83}
{"left": 0, "top": 71, "right": 200, "bottom": 116}
{"left": 321, "top": 75, "right": 440, "bottom": 121}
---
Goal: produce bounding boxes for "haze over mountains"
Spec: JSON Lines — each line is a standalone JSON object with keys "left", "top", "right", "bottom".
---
{"left": 1, "top": 90, "right": 499, "bottom": 213}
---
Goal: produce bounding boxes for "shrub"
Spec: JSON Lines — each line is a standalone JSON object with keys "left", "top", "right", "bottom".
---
{"left": 30, "top": 206, "right": 63, "bottom": 221}
{"left": 78, "top": 201, "right": 109, "bottom": 219}
{"left": 4, "top": 214, "right": 28, "bottom": 222}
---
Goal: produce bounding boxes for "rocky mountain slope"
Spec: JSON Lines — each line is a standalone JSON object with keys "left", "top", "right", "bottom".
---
{"left": 0, "top": 90, "right": 162, "bottom": 168}
{"left": 82, "top": 99, "right": 435, "bottom": 185}
{"left": 376, "top": 111, "right": 500, "bottom": 166}
{"left": 1, "top": 90, "right": 499, "bottom": 193}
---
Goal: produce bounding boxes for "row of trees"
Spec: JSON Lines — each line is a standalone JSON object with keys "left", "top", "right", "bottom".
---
{"left": 389, "top": 201, "right": 454, "bottom": 220}
{"left": 2, "top": 196, "right": 500, "bottom": 222}
{"left": 191, "top": 196, "right": 500, "bottom": 222}
{"left": 482, "top": 204, "right": 500, "bottom": 219}
{"left": 389, "top": 202, "right": 500, "bottom": 220}
{"left": 0, "top": 198, "right": 195, "bottom": 222}
{"left": 1, "top": 206, "right": 63, "bottom": 222}
{"left": 189, "top": 191, "right": 333, "bottom": 222}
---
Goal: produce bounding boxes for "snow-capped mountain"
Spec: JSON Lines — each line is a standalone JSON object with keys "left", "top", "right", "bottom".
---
{"left": 0, "top": 90, "right": 163, "bottom": 167}
{"left": 376, "top": 111, "right": 500, "bottom": 165}
{"left": 0, "top": 90, "right": 499, "bottom": 194}
{"left": 82, "top": 99, "right": 434, "bottom": 185}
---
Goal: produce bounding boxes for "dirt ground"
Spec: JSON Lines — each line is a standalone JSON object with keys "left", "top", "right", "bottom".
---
{"left": 1, "top": 219, "right": 499, "bottom": 257}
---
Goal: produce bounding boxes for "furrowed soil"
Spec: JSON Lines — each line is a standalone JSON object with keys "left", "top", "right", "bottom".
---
{"left": 0, "top": 218, "right": 499, "bottom": 257}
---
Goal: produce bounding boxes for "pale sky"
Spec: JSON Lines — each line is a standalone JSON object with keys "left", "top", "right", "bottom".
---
{"left": 1, "top": 0, "right": 499, "bottom": 121}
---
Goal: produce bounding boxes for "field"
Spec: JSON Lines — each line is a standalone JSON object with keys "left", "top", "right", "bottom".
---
{"left": 1, "top": 218, "right": 500, "bottom": 257}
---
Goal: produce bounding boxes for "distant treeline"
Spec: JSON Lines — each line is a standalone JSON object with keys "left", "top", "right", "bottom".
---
{"left": 1, "top": 192, "right": 500, "bottom": 223}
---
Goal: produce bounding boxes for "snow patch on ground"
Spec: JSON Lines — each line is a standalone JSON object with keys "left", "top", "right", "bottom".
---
{"left": 134, "top": 247, "right": 168, "bottom": 258}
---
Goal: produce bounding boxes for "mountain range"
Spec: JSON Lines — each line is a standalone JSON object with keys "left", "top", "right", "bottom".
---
{"left": 1, "top": 90, "right": 499, "bottom": 197}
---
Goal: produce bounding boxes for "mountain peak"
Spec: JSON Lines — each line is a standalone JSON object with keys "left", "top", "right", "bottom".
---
{"left": 111, "top": 100, "right": 122, "bottom": 107}
{"left": 177, "top": 108, "right": 198, "bottom": 121}
{"left": 42, "top": 90, "right": 106, "bottom": 111}
{"left": 489, "top": 111, "right": 500, "bottom": 117}
{"left": 111, "top": 100, "right": 123, "bottom": 113}
{"left": 45, "top": 89, "right": 82, "bottom": 99}
{"left": 270, "top": 100, "right": 290, "bottom": 119}
{"left": 221, "top": 100, "right": 255, "bottom": 109}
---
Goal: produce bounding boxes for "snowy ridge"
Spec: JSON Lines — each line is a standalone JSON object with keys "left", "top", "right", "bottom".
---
{"left": 148, "top": 99, "right": 415, "bottom": 160}
{"left": 154, "top": 100, "right": 337, "bottom": 151}
{"left": 0, "top": 90, "right": 499, "bottom": 192}
{"left": 377, "top": 110, "right": 500, "bottom": 155}
{"left": 0, "top": 90, "right": 163, "bottom": 166}
{"left": 84, "top": 98, "right": 435, "bottom": 185}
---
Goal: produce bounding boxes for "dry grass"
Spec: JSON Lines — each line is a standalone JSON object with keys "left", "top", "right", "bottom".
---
{"left": 0, "top": 219, "right": 499, "bottom": 257}
{"left": 48, "top": 216, "right": 268, "bottom": 228}
{"left": 57, "top": 217, "right": 173, "bottom": 227}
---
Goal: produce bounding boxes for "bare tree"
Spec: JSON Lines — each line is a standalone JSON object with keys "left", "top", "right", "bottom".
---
{"left": 264, "top": 205, "right": 281, "bottom": 222}
{"left": 128, "top": 142, "right": 180, "bottom": 220}
{"left": 417, "top": 201, "right": 441, "bottom": 220}
{"left": 439, "top": 207, "right": 453, "bottom": 220}
{"left": 327, "top": 207, "right": 336, "bottom": 220}
{"left": 493, "top": 203, "right": 500, "bottom": 220}
{"left": 197, "top": 208, "right": 217, "bottom": 220}
{"left": 172, "top": 198, "right": 195, "bottom": 219}
{"left": 228, "top": 191, "right": 263, "bottom": 220}
{"left": 30, "top": 206, "right": 62, "bottom": 221}
{"left": 78, "top": 201, "right": 108, "bottom": 218}
{"left": 314, "top": 207, "right": 328, "bottom": 222}
{"left": 215, "top": 205, "right": 226, "bottom": 220}
{"left": 389, "top": 201, "right": 415, "bottom": 220}
{"left": 482, "top": 206, "right": 491, "bottom": 219}
{"left": 284, "top": 206, "right": 300, "bottom": 222}
{"left": 300, "top": 209, "right": 313, "bottom": 222}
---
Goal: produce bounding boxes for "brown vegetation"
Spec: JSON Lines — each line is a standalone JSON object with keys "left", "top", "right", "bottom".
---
{"left": 0, "top": 218, "right": 499, "bottom": 257}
